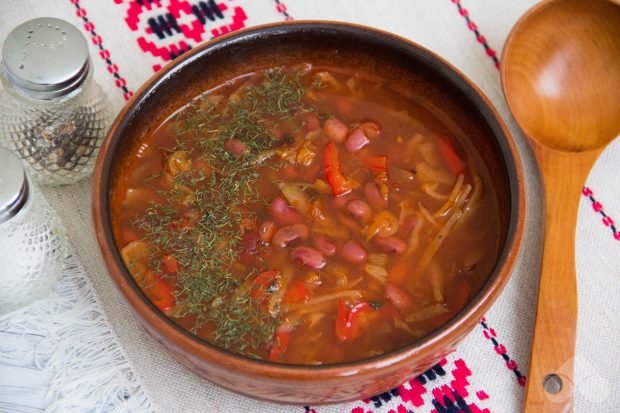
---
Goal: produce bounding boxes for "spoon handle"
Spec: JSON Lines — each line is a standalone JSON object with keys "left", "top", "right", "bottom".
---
{"left": 524, "top": 148, "right": 597, "bottom": 413}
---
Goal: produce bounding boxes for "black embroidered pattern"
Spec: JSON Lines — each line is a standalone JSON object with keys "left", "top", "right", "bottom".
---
{"left": 432, "top": 390, "right": 472, "bottom": 413}
{"left": 146, "top": 0, "right": 224, "bottom": 40}
{"left": 367, "top": 388, "right": 401, "bottom": 408}
{"left": 416, "top": 363, "right": 447, "bottom": 385}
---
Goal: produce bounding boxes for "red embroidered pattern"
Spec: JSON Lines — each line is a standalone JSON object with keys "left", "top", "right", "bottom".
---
{"left": 583, "top": 187, "right": 620, "bottom": 241}
{"left": 480, "top": 316, "right": 526, "bottom": 387}
{"left": 115, "top": 0, "right": 248, "bottom": 72}
{"left": 305, "top": 357, "right": 491, "bottom": 412}
{"left": 69, "top": 0, "right": 134, "bottom": 100}
{"left": 450, "top": 0, "right": 500, "bottom": 69}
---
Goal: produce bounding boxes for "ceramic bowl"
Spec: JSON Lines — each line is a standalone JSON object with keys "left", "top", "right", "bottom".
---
{"left": 92, "top": 22, "right": 525, "bottom": 404}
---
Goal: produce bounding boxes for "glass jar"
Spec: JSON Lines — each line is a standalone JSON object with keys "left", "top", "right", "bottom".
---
{"left": 0, "top": 17, "right": 113, "bottom": 186}
{"left": 0, "top": 146, "right": 68, "bottom": 316}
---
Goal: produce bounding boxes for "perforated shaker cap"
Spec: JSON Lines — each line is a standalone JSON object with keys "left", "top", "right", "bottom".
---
{"left": 1, "top": 17, "right": 90, "bottom": 100}
{"left": 0, "top": 147, "right": 29, "bottom": 224}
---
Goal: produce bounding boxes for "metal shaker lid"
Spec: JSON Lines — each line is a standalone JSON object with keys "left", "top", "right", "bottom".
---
{"left": 0, "top": 146, "right": 29, "bottom": 224}
{"left": 1, "top": 17, "right": 90, "bottom": 100}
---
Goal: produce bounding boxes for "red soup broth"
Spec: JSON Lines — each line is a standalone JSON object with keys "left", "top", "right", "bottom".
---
{"left": 110, "top": 66, "right": 500, "bottom": 364}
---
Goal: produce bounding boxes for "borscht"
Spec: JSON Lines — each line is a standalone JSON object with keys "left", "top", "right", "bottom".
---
{"left": 110, "top": 66, "right": 500, "bottom": 364}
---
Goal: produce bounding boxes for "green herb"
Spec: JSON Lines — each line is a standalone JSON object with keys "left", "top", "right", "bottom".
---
{"left": 133, "top": 68, "right": 311, "bottom": 356}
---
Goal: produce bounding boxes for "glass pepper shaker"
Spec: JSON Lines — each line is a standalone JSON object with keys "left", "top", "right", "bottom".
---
{"left": 0, "top": 146, "right": 68, "bottom": 316}
{"left": 0, "top": 17, "right": 113, "bottom": 186}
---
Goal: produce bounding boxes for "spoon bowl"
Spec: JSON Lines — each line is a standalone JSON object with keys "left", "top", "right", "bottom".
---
{"left": 503, "top": 0, "right": 620, "bottom": 152}
{"left": 502, "top": 0, "right": 620, "bottom": 411}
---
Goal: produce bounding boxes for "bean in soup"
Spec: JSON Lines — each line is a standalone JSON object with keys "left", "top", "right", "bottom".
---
{"left": 111, "top": 67, "right": 500, "bottom": 364}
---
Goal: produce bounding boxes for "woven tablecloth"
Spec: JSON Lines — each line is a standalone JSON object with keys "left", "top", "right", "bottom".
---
{"left": 1, "top": 1, "right": 618, "bottom": 412}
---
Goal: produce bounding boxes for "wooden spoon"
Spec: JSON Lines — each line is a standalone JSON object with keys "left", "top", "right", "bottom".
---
{"left": 501, "top": 0, "right": 620, "bottom": 411}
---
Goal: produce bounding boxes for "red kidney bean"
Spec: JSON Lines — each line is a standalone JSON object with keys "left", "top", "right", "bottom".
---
{"left": 272, "top": 224, "right": 309, "bottom": 248}
{"left": 332, "top": 192, "right": 351, "bottom": 208}
{"left": 258, "top": 221, "right": 276, "bottom": 243}
{"left": 291, "top": 247, "right": 326, "bottom": 269}
{"left": 224, "top": 138, "right": 247, "bottom": 156}
{"left": 399, "top": 215, "right": 419, "bottom": 238}
{"left": 360, "top": 121, "right": 380, "bottom": 139}
{"left": 385, "top": 283, "right": 413, "bottom": 311}
{"left": 364, "top": 181, "right": 388, "bottom": 210}
{"left": 323, "top": 118, "right": 348, "bottom": 143}
{"left": 311, "top": 235, "right": 337, "bottom": 257}
{"left": 344, "top": 128, "right": 369, "bottom": 153}
{"left": 336, "top": 212, "right": 362, "bottom": 232}
{"left": 238, "top": 232, "right": 259, "bottom": 264}
{"left": 272, "top": 126, "right": 285, "bottom": 141}
{"left": 268, "top": 197, "right": 304, "bottom": 225}
{"left": 340, "top": 240, "right": 368, "bottom": 264}
{"left": 373, "top": 235, "right": 407, "bottom": 254}
{"left": 279, "top": 164, "right": 299, "bottom": 180}
{"left": 303, "top": 112, "right": 321, "bottom": 132}
{"left": 346, "top": 199, "right": 373, "bottom": 223}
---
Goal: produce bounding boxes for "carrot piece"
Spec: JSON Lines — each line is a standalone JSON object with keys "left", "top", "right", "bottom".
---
{"left": 387, "top": 259, "right": 412, "bottom": 287}
{"left": 366, "top": 211, "right": 399, "bottom": 240}
{"left": 162, "top": 255, "right": 180, "bottom": 273}
{"left": 323, "top": 142, "right": 356, "bottom": 196}
{"left": 437, "top": 138, "right": 465, "bottom": 175}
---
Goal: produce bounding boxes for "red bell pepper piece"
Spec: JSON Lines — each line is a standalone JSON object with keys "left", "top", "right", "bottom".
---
{"left": 120, "top": 226, "right": 141, "bottom": 244}
{"left": 250, "top": 270, "right": 280, "bottom": 304}
{"left": 282, "top": 280, "right": 310, "bottom": 305}
{"left": 363, "top": 155, "right": 387, "bottom": 176}
{"left": 142, "top": 271, "right": 175, "bottom": 312}
{"left": 363, "top": 154, "right": 389, "bottom": 199}
{"left": 448, "top": 278, "right": 472, "bottom": 312}
{"left": 323, "top": 142, "right": 356, "bottom": 196}
{"left": 162, "top": 254, "right": 180, "bottom": 273}
{"left": 335, "top": 300, "right": 374, "bottom": 342}
{"left": 269, "top": 330, "right": 291, "bottom": 362}
{"left": 437, "top": 138, "right": 465, "bottom": 175}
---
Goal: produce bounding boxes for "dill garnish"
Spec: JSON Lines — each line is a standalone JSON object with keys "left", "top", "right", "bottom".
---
{"left": 133, "top": 68, "right": 311, "bottom": 355}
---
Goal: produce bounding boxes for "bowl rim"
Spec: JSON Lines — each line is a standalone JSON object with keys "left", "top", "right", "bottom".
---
{"left": 92, "top": 20, "right": 525, "bottom": 379}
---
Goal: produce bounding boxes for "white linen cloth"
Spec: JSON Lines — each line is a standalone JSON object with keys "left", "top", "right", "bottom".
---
{"left": 0, "top": 0, "right": 618, "bottom": 411}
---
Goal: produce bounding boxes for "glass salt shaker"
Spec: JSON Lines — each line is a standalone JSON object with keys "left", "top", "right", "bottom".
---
{"left": 0, "top": 17, "right": 113, "bottom": 186}
{"left": 0, "top": 146, "right": 68, "bottom": 316}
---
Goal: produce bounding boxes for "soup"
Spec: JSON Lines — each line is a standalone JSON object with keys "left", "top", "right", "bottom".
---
{"left": 110, "top": 66, "right": 500, "bottom": 364}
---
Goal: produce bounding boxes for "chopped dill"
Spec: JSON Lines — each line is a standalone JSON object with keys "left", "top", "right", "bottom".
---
{"left": 133, "top": 68, "right": 311, "bottom": 355}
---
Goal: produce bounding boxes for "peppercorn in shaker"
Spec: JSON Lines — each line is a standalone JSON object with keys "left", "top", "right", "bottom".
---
{"left": 0, "top": 146, "right": 68, "bottom": 316}
{"left": 0, "top": 17, "right": 113, "bottom": 186}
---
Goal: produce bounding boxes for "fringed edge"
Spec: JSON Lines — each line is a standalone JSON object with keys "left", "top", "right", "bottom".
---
{"left": 0, "top": 249, "right": 155, "bottom": 413}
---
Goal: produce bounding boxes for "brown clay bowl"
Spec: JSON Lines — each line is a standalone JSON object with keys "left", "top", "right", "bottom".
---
{"left": 92, "top": 22, "right": 525, "bottom": 404}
